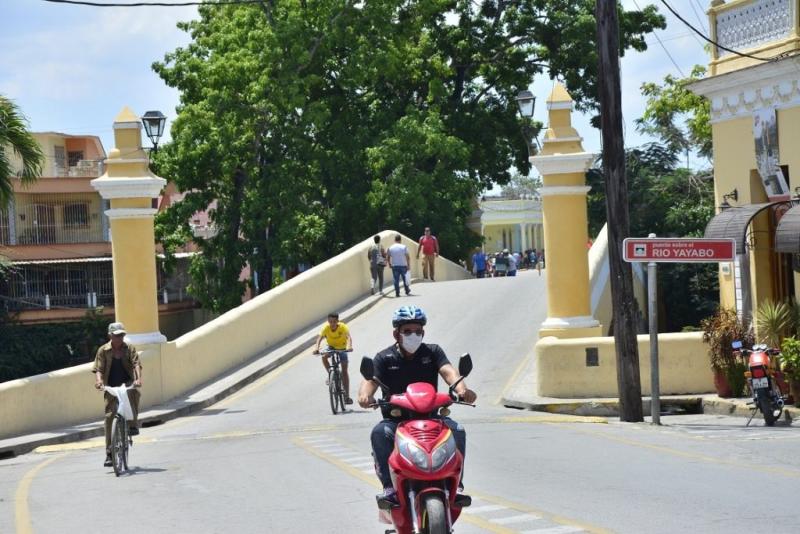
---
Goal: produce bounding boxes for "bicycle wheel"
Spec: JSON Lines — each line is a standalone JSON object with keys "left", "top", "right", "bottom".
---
{"left": 336, "top": 375, "right": 347, "bottom": 411}
{"left": 329, "top": 369, "right": 339, "bottom": 415}
{"left": 110, "top": 416, "right": 125, "bottom": 476}
{"left": 122, "top": 422, "right": 129, "bottom": 471}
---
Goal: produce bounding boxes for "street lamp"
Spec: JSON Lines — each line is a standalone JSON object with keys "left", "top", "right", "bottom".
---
{"left": 141, "top": 110, "right": 167, "bottom": 152}
{"left": 515, "top": 90, "right": 538, "bottom": 159}
{"left": 719, "top": 188, "right": 738, "bottom": 211}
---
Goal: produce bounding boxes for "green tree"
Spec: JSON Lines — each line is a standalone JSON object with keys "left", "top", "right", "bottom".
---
{"left": 0, "top": 96, "right": 43, "bottom": 207}
{"left": 154, "top": 1, "right": 664, "bottom": 312}
{"left": 636, "top": 65, "right": 712, "bottom": 162}
{"left": 586, "top": 143, "right": 718, "bottom": 331}
{"left": 500, "top": 172, "right": 542, "bottom": 199}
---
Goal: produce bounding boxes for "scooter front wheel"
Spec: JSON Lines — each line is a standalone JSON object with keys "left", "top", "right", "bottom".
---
{"left": 421, "top": 493, "right": 447, "bottom": 534}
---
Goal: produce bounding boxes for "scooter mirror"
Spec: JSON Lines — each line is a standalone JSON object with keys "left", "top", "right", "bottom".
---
{"left": 360, "top": 357, "right": 375, "bottom": 380}
{"left": 731, "top": 340, "right": 743, "bottom": 350}
{"left": 458, "top": 353, "right": 473, "bottom": 377}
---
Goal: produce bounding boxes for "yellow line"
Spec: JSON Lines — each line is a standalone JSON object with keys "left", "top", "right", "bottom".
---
{"left": 470, "top": 492, "right": 614, "bottom": 534}
{"left": 570, "top": 425, "right": 800, "bottom": 479}
{"left": 293, "top": 436, "right": 608, "bottom": 533}
{"left": 34, "top": 436, "right": 155, "bottom": 454}
{"left": 15, "top": 454, "right": 65, "bottom": 534}
{"left": 216, "top": 351, "right": 307, "bottom": 408}
{"left": 501, "top": 415, "right": 608, "bottom": 424}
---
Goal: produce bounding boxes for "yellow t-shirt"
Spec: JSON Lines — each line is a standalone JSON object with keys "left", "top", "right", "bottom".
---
{"left": 320, "top": 322, "right": 350, "bottom": 350}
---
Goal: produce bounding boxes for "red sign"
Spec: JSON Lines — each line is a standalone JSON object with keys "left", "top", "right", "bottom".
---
{"left": 623, "top": 238, "right": 736, "bottom": 263}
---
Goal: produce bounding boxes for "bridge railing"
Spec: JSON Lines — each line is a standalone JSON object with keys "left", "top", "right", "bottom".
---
{"left": 0, "top": 231, "right": 471, "bottom": 440}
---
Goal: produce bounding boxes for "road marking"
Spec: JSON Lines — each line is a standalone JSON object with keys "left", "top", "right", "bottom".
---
{"left": 34, "top": 436, "right": 155, "bottom": 454}
{"left": 15, "top": 454, "right": 65, "bottom": 534}
{"left": 500, "top": 415, "right": 608, "bottom": 425}
{"left": 470, "top": 504, "right": 507, "bottom": 513}
{"left": 520, "top": 527, "right": 584, "bottom": 534}
{"left": 492, "top": 514, "right": 541, "bottom": 524}
{"left": 568, "top": 425, "right": 800, "bottom": 479}
{"left": 295, "top": 436, "right": 607, "bottom": 534}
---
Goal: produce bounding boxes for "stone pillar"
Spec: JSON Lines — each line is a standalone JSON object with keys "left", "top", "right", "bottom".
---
{"left": 531, "top": 84, "right": 601, "bottom": 338}
{"left": 91, "top": 107, "right": 167, "bottom": 345}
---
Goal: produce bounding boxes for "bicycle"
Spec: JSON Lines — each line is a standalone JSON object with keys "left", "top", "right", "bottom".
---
{"left": 102, "top": 384, "right": 138, "bottom": 476}
{"left": 318, "top": 348, "right": 352, "bottom": 415}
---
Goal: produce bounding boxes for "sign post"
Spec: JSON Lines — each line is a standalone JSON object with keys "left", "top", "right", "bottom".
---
{"left": 623, "top": 236, "right": 735, "bottom": 425}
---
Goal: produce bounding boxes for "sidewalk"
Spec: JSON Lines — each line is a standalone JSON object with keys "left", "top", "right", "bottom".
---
{"left": 0, "top": 284, "right": 400, "bottom": 459}
{"left": 500, "top": 346, "right": 800, "bottom": 421}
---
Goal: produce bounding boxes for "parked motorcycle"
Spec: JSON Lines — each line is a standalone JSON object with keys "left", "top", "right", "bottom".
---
{"left": 360, "top": 354, "right": 474, "bottom": 534}
{"left": 732, "top": 341, "right": 785, "bottom": 426}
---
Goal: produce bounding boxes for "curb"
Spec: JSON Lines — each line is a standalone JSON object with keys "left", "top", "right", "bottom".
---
{"left": 0, "top": 284, "right": 403, "bottom": 459}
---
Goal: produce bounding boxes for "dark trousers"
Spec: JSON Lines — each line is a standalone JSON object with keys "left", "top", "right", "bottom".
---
{"left": 476, "top": 269, "right": 486, "bottom": 279}
{"left": 391, "top": 266, "right": 410, "bottom": 296}
{"left": 104, "top": 388, "right": 140, "bottom": 454}
{"left": 370, "top": 264, "right": 385, "bottom": 292}
{"left": 370, "top": 417, "right": 466, "bottom": 489}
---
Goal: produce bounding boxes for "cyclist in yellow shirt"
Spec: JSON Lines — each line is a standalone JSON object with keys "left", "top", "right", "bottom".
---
{"left": 313, "top": 312, "right": 354, "bottom": 404}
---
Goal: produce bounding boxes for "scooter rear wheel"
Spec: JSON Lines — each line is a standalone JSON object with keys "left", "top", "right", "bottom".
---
{"left": 421, "top": 493, "right": 447, "bottom": 534}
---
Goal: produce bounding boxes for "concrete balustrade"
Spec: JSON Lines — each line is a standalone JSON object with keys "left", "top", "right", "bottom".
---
{"left": 0, "top": 230, "right": 471, "bottom": 440}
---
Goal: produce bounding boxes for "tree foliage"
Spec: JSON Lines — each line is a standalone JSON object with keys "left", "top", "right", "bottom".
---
{"left": 153, "top": 0, "right": 664, "bottom": 312}
{"left": 587, "top": 143, "right": 718, "bottom": 331}
{"left": 0, "top": 96, "right": 43, "bottom": 207}
{"left": 636, "top": 65, "right": 712, "bottom": 161}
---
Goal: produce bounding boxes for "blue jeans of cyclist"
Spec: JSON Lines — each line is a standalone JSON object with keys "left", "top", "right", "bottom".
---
{"left": 370, "top": 417, "right": 466, "bottom": 489}
{"left": 391, "top": 266, "right": 410, "bottom": 296}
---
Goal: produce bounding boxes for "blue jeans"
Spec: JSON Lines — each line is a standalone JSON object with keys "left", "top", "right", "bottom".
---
{"left": 370, "top": 417, "right": 466, "bottom": 489}
{"left": 391, "top": 266, "right": 410, "bottom": 296}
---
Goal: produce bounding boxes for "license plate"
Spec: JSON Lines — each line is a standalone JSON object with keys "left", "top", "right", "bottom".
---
{"left": 751, "top": 377, "right": 769, "bottom": 389}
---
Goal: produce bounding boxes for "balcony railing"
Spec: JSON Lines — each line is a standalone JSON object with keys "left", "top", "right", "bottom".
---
{"left": 54, "top": 159, "right": 104, "bottom": 178}
{"left": 11, "top": 193, "right": 107, "bottom": 245}
{"left": 712, "top": 0, "right": 797, "bottom": 59}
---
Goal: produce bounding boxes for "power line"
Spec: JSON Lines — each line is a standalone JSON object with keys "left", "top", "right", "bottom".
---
{"left": 689, "top": 0, "right": 708, "bottom": 33}
{"left": 43, "top": 0, "right": 260, "bottom": 7}
{"left": 632, "top": 0, "right": 685, "bottom": 77}
{"left": 659, "top": 0, "right": 772, "bottom": 62}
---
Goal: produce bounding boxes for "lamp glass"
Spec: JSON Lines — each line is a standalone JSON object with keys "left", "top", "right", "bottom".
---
{"left": 141, "top": 110, "right": 166, "bottom": 145}
{"left": 516, "top": 90, "right": 535, "bottom": 118}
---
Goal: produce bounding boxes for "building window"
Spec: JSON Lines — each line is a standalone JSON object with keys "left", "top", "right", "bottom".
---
{"left": 67, "top": 151, "right": 84, "bottom": 167}
{"left": 64, "top": 203, "right": 89, "bottom": 228}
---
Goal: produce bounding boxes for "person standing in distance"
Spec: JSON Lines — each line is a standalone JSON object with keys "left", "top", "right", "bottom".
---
{"left": 416, "top": 227, "right": 440, "bottom": 281}
{"left": 471, "top": 247, "right": 487, "bottom": 279}
{"left": 93, "top": 322, "right": 142, "bottom": 467}
{"left": 367, "top": 235, "right": 387, "bottom": 295}
{"left": 387, "top": 234, "right": 411, "bottom": 297}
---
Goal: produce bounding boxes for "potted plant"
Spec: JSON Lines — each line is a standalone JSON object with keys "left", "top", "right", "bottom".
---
{"left": 755, "top": 299, "right": 793, "bottom": 348}
{"left": 780, "top": 336, "right": 800, "bottom": 407}
{"left": 701, "top": 307, "right": 753, "bottom": 397}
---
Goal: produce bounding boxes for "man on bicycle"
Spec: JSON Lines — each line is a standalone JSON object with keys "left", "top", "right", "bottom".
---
{"left": 92, "top": 322, "right": 142, "bottom": 467}
{"left": 313, "top": 312, "right": 354, "bottom": 404}
{"left": 357, "top": 305, "right": 477, "bottom": 506}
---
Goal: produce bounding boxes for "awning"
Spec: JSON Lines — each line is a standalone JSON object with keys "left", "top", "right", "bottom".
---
{"left": 704, "top": 202, "right": 789, "bottom": 254}
{"left": 775, "top": 205, "right": 800, "bottom": 253}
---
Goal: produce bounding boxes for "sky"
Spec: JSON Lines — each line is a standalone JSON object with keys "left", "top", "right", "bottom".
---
{"left": 1, "top": 0, "right": 712, "bottom": 181}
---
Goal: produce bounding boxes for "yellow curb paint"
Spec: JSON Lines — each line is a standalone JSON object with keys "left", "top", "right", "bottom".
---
{"left": 500, "top": 415, "right": 608, "bottom": 424}
{"left": 470, "top": 491, "right": 613, "bottom": 534}
{"left": 15, "top": 454, "right": 65, "bottom": 534}
{"left": 33, "top": 437, "right": 155, "bottom": 454}
{"left": 570, "top": 426, "right": 800, "bottom": 479}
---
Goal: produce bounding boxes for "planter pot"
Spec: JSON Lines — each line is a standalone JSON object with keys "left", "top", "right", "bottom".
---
{"left": 713, "top": 368, "right": 733, "bottom": 398}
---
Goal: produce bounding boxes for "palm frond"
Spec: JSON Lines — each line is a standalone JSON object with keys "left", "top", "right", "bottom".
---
{"left": 0, "top": 96, "right": 43, "bottom": 205}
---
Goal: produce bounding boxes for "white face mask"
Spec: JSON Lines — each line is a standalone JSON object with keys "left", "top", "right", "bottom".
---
{"left": 401, "top": 333, "right": 424, "bottom": 354}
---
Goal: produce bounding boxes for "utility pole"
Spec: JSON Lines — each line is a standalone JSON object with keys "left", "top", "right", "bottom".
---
{"left": 595, "top": 0, "right": 643, "bottom": 422}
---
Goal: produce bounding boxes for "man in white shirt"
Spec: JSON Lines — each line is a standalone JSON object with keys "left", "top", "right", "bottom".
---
{"left": 387, "top": 234, "right": 411, "bottom": 297}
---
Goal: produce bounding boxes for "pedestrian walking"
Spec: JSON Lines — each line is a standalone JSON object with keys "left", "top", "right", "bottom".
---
{"left": 507, "top": 249, "right": 518, "bottom": 277}
{"left": 367, "top": 235, "right": 387, "bottom": 295}
{"left": 416, "top": 227, "right": 439, "bottom": 281}
{"left": 387, "top": 234, "right": 411, "bottom": 297}
{"left": 471, "top": 248, "right": 487, "bottom": 278}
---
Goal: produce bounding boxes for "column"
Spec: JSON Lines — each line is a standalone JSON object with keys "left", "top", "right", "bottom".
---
{"left": 530, "top": 84, "right": 601, "bottom": 338}
{"left": 91, "top": 107, "right": 167, "bottom": 345}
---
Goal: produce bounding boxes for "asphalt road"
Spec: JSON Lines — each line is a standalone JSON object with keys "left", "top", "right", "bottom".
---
{"left": 2, "top": 271, "right": 800, "bottom": 534}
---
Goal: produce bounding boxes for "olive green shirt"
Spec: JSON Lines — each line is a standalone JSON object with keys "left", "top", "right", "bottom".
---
{"left": 92, "top": 341, "right": 141, "bottom": 386}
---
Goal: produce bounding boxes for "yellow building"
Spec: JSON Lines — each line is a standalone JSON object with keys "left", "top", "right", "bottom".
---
{"left": 469, "top": 197, "right": 544, "bottom": 254}
{"left": 691, "top": 0, "right": 800, "bottom": 316}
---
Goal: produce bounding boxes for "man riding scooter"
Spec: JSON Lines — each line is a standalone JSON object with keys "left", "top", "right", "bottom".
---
{"left": 357, "top": 305, "right": 477, "bottom": 507}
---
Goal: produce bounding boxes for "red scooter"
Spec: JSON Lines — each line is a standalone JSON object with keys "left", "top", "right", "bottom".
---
{"left": 360, "top": 354, "right": 474, "bottom": 534}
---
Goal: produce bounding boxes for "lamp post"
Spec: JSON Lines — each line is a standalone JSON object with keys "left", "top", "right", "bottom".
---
{"left": 515, "top": 90, "right": 538, "bottom": 159}
{"left": 141, "top": 110, "right": 167, "bottom": 152}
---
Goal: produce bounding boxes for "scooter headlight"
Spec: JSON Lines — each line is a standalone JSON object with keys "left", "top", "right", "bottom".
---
{"left": 397, "top": 434, "right": 430, "bottom": 471}
{"left": 430, "top": 434, "right": 457, "bottom": 472}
